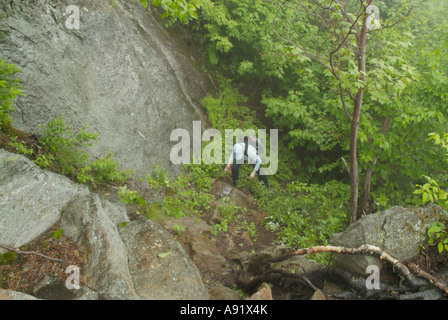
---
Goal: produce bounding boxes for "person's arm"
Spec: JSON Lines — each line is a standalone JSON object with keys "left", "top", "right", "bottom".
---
{"left": 225, "top": 145, "right": 237, "bottom": 171}
{"left": 225, "top": 153, "right": 233, "bottom": 171}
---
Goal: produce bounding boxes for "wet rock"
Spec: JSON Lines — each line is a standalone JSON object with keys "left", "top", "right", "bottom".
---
{"left": 33, "top": 277, "right": 98, "bottom": 300}
{"left": 248, "top": 283, "right": 273, "bottom": 300}
{"left": 330, "top": 205, "right": 448, "bottom": 275}
{"left": 0, "top": 289, "right": 40, "bottom": 300}
{"left": 178, "top": 230, "right": 227, "bottom": 279}
{"left": 61, "top": 192, "right": 139, "bottom": 300}
{"left": 119, "top": 220, "right": 210, "bottom": 300}
{"left": 0, "top": 149, "right": 86, "bottom": 253}
{"left": 163, "top": 215, "right": 211, "bottom": 236}
{"left": 310, "top": 289, "right": 327, "bottom": 300}
{"left": 208, "top": 282, "right": 241, "bottom": 300}
{"left": 0, "top": 0, "right": 210, "bottom": 177}
{"left": 0, "top": 150, "right": 209, "bottom": 300}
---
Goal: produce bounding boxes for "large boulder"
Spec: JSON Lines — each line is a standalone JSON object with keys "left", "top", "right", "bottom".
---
{"left": 119, "top": 220, "right": 210, "bottom": 300}
{"left": 330, "top": 205, "right": 448, "bottom": 275}
{"left": 0, "top": 289, "right": 40, "bottom": 300}
{"left": 0, "top": 149, "right": 209, "bottom": 299}
{"left": 177, "top": 230, "right": 227, "bottom": 280}
{"left": 0, "top": 149, "right": 87, "bottom": 253}
{"left": 60, "top": 192, "right": 138, "bottom": 300}
{"left": 0, "top": 0, "right": 210, "bottom": 177}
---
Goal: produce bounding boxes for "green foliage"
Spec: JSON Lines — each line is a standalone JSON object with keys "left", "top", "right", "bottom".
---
{"left": 172, "top": 223, "right": 186, "bottom": 235}
{"left": 138, "top": 0, "right": 201, "bottom": 25}
{"left": 33, "top": 153, "right": 54, "bottom": 169}
{"left": 0, "top": 251, "right": 17, "bottom": 266}
{"left": 414, "top": 176, "right": 448, "bottom": 209}
{"left": 192, "top": 0, "right": 448, "bottom": 212}
{"left": 258, "top": 180, "right": 349, "bottom": 259}
{"left": 119, "top": 221, "right": 128, "bottom": 228}
{"left": 7, "top": 137, "right": 33, "bottom": 156}
{"left": 427, "top": 222, "right": 448, "bottom": 254}
{"left": 210, "top": 218, "right": 229, "bottom": 236}
{"left": 413, "top": 132, "right": 448, "bottom": 209}
{"left": 0, "top": 59, "right": 24, "bottom": 130}
{"left": 53, "top": 228, "right": 64, "bottom": 240}
{"left": 146, "top": 165, "right": 216, "bottom": 217}
{"left": 210, "top": 197, "right": 249, "bottom": 236}
{"left": 39, "top": 117, "right": 97, "bottom": 176}
{"left": 77, "top": 153, "right": 133, "bottom": 186}
{"left": 4, "top": 131, "right": 55, "bottom": 169}
{"left": 239, "top": 219, "right": 256, "bottom": 239}
{"left": 117, "top": 185, "right": 147, "bottom": 208}
{"left": 39, "top": 117, "right": 131, "bottom": 187}
{"left": 201, "top": 77, "right": 261, "bottom": 133}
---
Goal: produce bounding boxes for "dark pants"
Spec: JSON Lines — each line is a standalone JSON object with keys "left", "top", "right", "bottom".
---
{"left": 231, "top": 163, "right": 269, "bottom": 187}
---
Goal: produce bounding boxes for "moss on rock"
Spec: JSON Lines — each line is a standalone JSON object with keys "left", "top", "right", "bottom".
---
{"left": 0, "top": 251, "right": 17, "bottom": 265}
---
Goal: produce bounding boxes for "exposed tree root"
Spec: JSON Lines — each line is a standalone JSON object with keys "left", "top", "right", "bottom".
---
{"left": 238, "top": 244, "right": 448, "bottom": 300}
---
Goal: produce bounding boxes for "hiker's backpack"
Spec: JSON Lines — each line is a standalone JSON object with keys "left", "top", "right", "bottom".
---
{"left": 243, "top": 136, "right": 261, "bottom": 157}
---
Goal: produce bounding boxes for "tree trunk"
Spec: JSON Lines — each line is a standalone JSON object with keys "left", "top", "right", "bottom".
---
{"left": 349, "top": 11, "right": 370, "bottom": 224}
{"left": 359, "top": 115, "right": 392, "bottom": 216}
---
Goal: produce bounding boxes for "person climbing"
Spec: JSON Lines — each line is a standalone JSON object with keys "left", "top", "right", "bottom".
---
{"left": 224, "top": 136, "right": 269, "bottom": 188}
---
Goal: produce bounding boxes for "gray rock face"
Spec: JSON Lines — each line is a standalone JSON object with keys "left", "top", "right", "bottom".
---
{"left": 330, "top": 205, "right": 448, "bottom": 275}
{"left": 0, "top": 289, "right": 40, "bottom": 300}
{"left": 0, "top": 149, "right": 209, "bottom": 300}
{"left": 1, "top": 0, "right": 210, "bottom": 177}
{"left": 0, "top": 149, "right": 87, "bottom": 253}
{"left": 119, "top": 220, "right": 210, "bottom": 300}
{"left": 178, "top": 230, "right": 227, "bottom": 280}
{"left": 61, "top": 192, "right": 139, "bottom": 300}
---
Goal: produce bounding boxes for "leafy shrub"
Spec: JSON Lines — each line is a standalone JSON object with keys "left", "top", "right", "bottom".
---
{"left": 117, "top": 185, "right": 147, "bottom": 207}
{"left": 39, "top": 117, "right": 131, "bottom": 187}
{"left": 427, "top": 221, "right": 448, "bottom": 253}
{"left": 146, "top": 165, "right": 216, "bottom": 217}
{"left": 77, "top": 153, "right": 133, "bottom": 185}
{"left": 138, "top": 0, "right": 201, "bottom": 25}
{"left": 256, "top": 180, "right": 350, "bottom": 261}
{"left": 0, "top": 58, "right": 24, "bottom": 130}
{"left": 39, "top": 117, "right": 97, "bottom": 176}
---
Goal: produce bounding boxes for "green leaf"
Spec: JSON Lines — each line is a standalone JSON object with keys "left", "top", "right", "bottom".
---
{"left": 139, "top": 0, "right": 148, "bottom": 8}
{"left": 158, "top": 252, "right": 171, "bottom": 258}
{"left": 119, "top": 222, "right": 128, "bottom": 228}
{"left": 53, "top": 228, "right": 63, "bottom": 240}
{"left": 438, "top": 242, "right": 443, "bottom": 253}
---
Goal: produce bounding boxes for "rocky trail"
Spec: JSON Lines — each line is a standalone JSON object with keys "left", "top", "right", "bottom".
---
{"left": 1, "top": 149, "right": 448, "bottom": 300}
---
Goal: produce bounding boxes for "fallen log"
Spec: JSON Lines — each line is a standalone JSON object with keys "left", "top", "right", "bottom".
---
{"left": 249, "top": 244, "right": 448, "bottom": 299}
{"left": 270, "top": 244, "right": 428, "bottom": 288}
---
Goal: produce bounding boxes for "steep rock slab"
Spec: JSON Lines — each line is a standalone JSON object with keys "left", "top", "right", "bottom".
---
{"left": 177, "top": 230, "right": 227, "bottom": 280}
{"left": 330, "top": 205, "right": 448, "bottom": 275}
{"left": 61, "top": 192, "right": 139, "bottom": 300}
{"left": 1, "top": 0, "right": 210, "bottom": 177}
{"left": 0, "top": 149, "right": 85, "bottom": 253}
{"left": 0, "top": 289, "right": 40, "bottom": 300}
{"left": 119, "top": 220, "right": 210, "bottom": 300}
{"left": 0, "top": 150, "right": 208, "bottom": 300}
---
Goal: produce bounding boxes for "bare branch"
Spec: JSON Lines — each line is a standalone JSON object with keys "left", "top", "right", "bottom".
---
{"left": 408, "top": 263, "right": 448, "bottom": 296}
{"left": 341, "top": 157, "right": 351, "bottom": 177}
{"left": 294, "top": 245, "right": 414, "bottom": 281}
{"left": 339, "top": 84, "right": 352, "bottom": 120}
{"left": 328, "top": 0, "right": 373, "bottom": 77}
{"left": 0, "top": 243, "right": 73, "bottom": 265}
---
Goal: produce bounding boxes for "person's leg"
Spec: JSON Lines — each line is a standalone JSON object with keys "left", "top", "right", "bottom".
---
{"left": 231, "top": 163, "right": 242, "bottom": 186}
{"left": 252, "top": 165, "right": 269, "bottom": 187}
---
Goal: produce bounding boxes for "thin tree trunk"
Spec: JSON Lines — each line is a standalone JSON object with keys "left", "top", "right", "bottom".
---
{"left": 359, "top": 115, "right": 392, "bottom": 216}
{"left": 349, "top": 10, "right": 370, "bottom": 224}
